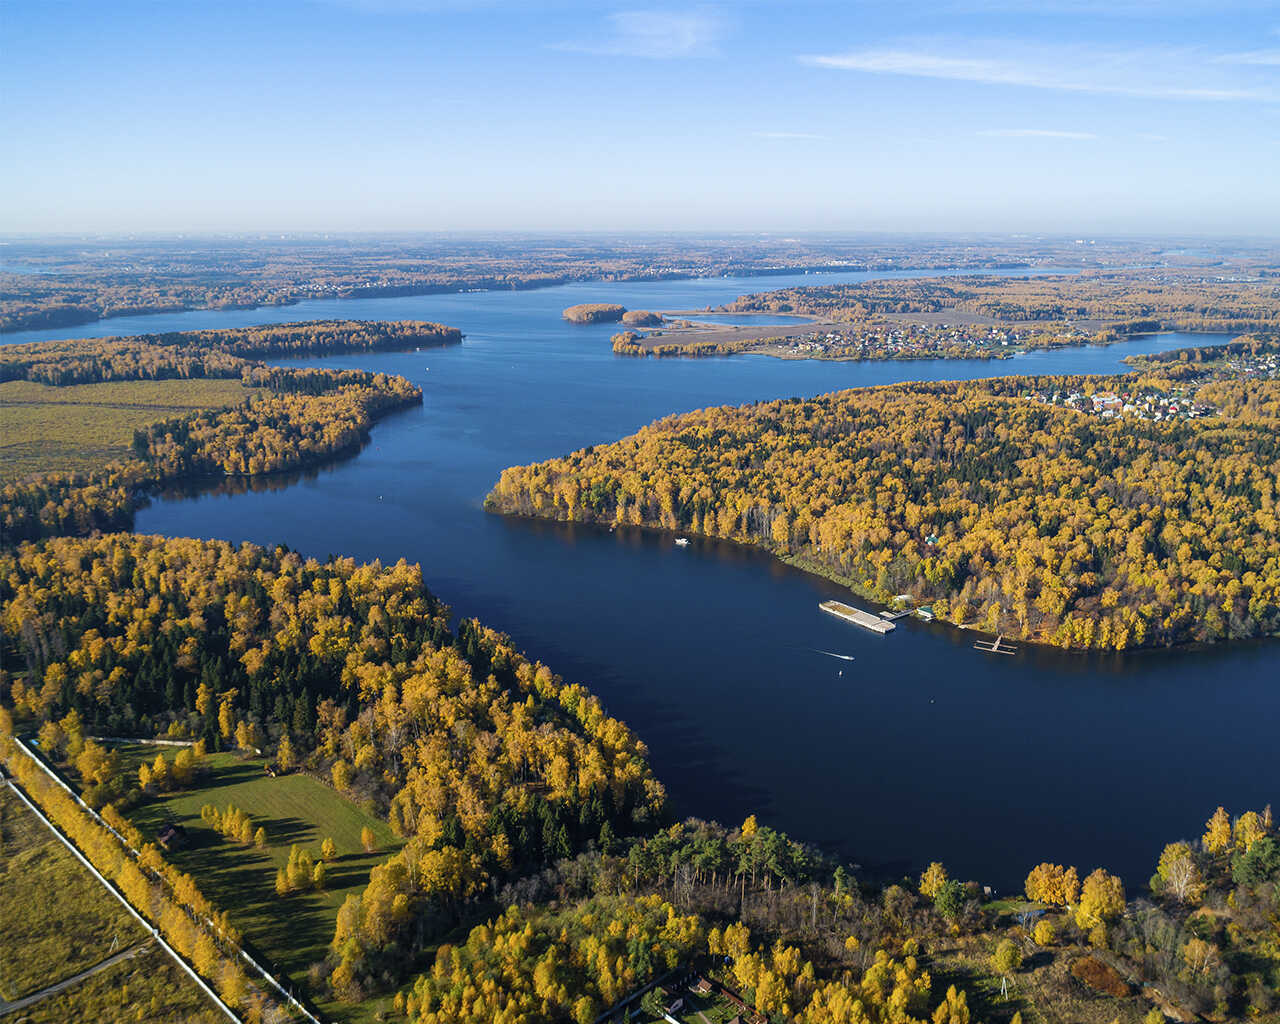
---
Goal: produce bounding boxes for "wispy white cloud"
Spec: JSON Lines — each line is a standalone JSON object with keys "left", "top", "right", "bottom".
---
{"left": 752, "top": 131, "right": 829, "bottom": 140}
{"left": 1215, "top": 49, "right": 1280, "bottom": 66}
{"left": 802, "top": 46, "right": 1278, "bottom": 102}
{"left": 977, "top": 128, "right": 1097, "bottom": 139}
{"left": 557, "top": 9, "right": 725, "bottom": 59}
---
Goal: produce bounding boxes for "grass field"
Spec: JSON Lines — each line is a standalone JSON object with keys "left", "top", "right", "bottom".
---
{"left": 14, "top": 945, "right": 226, "bottom": 1024}
{"left": 0, "top": 786, "right": 145, "bottom": 1002}
{"left": 0, "top": 378, "right": 251, "bottom": 483}
{"left": 121, "top": 748, "right": 401, "bottom": 1022}
{"left": 930, "top": 929, "right": 1155, "bottom": 1024}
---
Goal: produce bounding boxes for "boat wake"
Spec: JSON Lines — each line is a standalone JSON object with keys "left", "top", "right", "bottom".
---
{"left": 812, "top": 649, "right": 856, "bottom": 662}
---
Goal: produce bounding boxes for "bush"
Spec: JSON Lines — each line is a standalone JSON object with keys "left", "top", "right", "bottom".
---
{"left": 992, "top": 938, "right": 1022, "bottom": 976}
{"left": 1070, "top": 956, "right": 1130, "bottom": 997}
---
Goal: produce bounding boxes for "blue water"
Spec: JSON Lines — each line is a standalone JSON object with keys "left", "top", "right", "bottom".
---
{"left": 11, "top": 269, "right": 1272, "bottom": 890}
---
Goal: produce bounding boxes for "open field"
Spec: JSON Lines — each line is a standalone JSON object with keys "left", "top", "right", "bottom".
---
{"left": 629, "top": 317, "right": 826, "bottom": 351}
{"left": 12, "top": 944, "right": 225, "bottom": 1024}
{"left": 120, "top": 749, "right": 401, "bottom": 1020}
{"left": 0, "top": 377, "right": 251, "bottom": 483}
{"left": 930, "top": 935, "right": 1155, "bottom": 1024}
{"left": 0, "top": 785, "right": 145, "bottom": 1002}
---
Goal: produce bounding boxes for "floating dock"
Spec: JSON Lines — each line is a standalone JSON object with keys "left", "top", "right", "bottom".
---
{"left": 820, "top": 599, "right": 895, "bottom": 634}
{"left": 974, "top": 633, "right": 1017, "bottom": 655}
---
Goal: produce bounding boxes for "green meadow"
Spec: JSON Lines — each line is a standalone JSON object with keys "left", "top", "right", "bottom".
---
{"left": 0, "top": 377, "right": 251, "bottom": 483}
{"left": 122, "top": 749, "right": 402, "bottom": 1022}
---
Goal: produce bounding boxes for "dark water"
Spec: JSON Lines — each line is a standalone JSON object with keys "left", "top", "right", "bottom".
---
{"left": 10, "top": 271, "right": 1276, "bottom": 890}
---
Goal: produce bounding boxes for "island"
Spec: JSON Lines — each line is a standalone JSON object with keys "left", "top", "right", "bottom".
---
{"left": 621, "top": 309, "right": 664, "bottom": 326}
{"left": 562, "top": 302, "right": 627, "bottom": 324}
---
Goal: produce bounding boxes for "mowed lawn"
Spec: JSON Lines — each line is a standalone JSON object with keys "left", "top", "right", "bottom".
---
{"left": 0, "top": 378, "right": 251, "bottom": 483}
{"left": 123, "top": 750, "right": 401, "bottom": 1020}
{"left": 0, "top": 786, "right": 145, "bottom": 1001}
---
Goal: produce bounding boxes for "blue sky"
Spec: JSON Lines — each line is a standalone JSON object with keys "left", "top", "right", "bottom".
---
{"left": 2, "top": 0, "right": 1278, "bottom": 234}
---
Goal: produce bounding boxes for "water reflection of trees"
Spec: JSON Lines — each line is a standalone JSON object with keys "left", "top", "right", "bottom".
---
{"left": 149, "top": 443, "right": 365, "bottom": 502}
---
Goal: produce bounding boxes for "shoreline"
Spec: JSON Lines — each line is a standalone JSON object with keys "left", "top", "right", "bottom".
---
{"left": 483, "top": 505, "right": 1266, "bottom": 657}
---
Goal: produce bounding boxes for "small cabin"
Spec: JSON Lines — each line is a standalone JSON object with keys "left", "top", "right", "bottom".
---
{"left": 157, "top": 824, "right": 188, "bottom": 851}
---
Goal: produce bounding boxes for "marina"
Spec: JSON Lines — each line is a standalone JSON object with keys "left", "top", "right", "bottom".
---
{"left": 819, "top": 599, "right": 896, "bottom": 634}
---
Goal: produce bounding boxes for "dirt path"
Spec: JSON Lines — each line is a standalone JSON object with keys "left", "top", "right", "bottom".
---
{"left": 0, "top": 941, "right": 151, "bottom": 1017}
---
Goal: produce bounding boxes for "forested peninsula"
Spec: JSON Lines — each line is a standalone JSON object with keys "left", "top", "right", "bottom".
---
{"left": 489, "top": 337, "right": 1280, "bottom": 651}
{"left": 0, "top": 321, "right": 448, "bottom": 543}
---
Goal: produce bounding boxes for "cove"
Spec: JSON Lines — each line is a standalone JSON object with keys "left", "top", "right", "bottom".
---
{"left": 10, "top": 268, "right": 1274, "bottom": 890}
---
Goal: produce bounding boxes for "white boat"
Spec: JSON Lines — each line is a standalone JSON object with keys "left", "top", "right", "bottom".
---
{"left": 675, "top": 538, "right": 690, "bottom": 547}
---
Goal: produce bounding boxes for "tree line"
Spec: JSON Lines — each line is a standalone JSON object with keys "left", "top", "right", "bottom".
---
{"left": 0, "top": 320, "right": 459, "bottom": 387}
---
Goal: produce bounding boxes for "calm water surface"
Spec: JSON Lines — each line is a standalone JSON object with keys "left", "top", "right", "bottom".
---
{"left": 10, "top": 270, "right": 1275, "bottom": 889}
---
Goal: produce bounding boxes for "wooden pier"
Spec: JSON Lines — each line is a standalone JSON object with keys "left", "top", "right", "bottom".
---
{"left": 973, "top": 633, "right": 1017, "bottom": 655}
{"left": 820, "top": 600, "right": 895, "bottom": 634}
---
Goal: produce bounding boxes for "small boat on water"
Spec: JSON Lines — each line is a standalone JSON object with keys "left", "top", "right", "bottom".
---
{"left": 812, "top": 649, "right": 855, "bottom": 662}
{"left": 675, "top": 538, "right": 689, "bottom": 547}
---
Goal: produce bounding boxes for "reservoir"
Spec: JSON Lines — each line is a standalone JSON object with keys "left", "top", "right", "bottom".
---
{"left": 7, "top": 269, "right": 1275, "bottom": 890}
